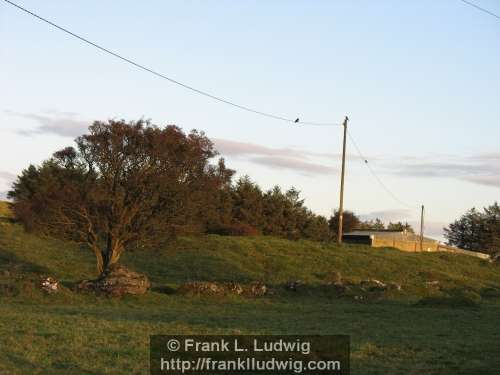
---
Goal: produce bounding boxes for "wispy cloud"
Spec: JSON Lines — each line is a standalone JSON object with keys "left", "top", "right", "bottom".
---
{"left": 251, "top": 156, "right": 336, "bottom": 175}
{"left": 213, "top": 138, "right": 337, "bottom": 176}
{"left": 5, "top": 110, "right": 88, "bottom": 138}
{"left": 360, "top": 208, "right": 412, "bottom": 222}
{"left": 383, "top": 153, "right": 500, "bottom": 189}
{"left": 213, "top": 138, "right": 337, "bottom": 160}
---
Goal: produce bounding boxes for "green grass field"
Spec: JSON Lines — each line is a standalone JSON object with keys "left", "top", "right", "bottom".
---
{"left": 1, "top": 202, "right": 500, "bottom": 374}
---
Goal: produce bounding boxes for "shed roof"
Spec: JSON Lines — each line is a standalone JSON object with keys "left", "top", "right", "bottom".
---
{"left": 344, "top": 230, "right": 437, "bottom": 243}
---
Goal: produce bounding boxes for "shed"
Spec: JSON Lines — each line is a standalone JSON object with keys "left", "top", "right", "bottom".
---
{"left": 343, "top": 229, "right": 439, "bottom": 252}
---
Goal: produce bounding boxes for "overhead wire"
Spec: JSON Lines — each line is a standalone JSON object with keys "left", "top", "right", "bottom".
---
{"left": 3, "top": 0, "right": 422, "bottom": 212}
{"left": 2, "top": 0, "right": 341, "bottom": 127}
{"left": 346, "top": 129, "right": 418, "bottom": 210}
{"left": 458, "top": 0, "right": 500, "bottom": 21}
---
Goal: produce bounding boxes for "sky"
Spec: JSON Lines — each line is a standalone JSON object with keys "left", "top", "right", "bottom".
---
{"left": 1, "top": 0, "right": 499, "bottom": 240}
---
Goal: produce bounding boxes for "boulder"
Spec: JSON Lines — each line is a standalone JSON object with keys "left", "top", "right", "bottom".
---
{"left": 40, "top": 277, "right": 59, "bottom": 294}
{"left": 77, "top": 265, "right": 150, "bottom": 297}
{"left": 360, "top": 279, "right": 387, "bottom": 292}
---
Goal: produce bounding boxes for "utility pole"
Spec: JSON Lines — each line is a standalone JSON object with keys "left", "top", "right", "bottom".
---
{"left": 337, "top": 116, "right": 349, "bottom": 244}
{"left": 419, "top": 205, "right": 425, "bottom": 251}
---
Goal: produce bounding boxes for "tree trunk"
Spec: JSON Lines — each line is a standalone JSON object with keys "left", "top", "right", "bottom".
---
{"left": 100, "top": 243, "right": 124, "bottom": 275}
{"left": 91, "top": 246, "right": 105, "bottom": 275}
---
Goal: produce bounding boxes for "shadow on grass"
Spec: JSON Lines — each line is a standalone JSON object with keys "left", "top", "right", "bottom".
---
{"left": 0, "top": 248, "right": 50, "bottom": 275}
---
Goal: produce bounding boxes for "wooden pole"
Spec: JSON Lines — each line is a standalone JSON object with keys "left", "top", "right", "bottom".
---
{"left": 420, "top": 205, "right": 425, "bottom": 251}
{"left": 337, "top": 116, "right": 349, "bottom": 244}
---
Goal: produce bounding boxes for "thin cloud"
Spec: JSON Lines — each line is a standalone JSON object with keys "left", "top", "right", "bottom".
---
{"left": 5, "top": 110, "right": 88, "bottom": 138}
{"left": 384, "top": 154, "right": 500, "bottom": 188}
{"left": 251, "top": 156, "right": 336, "bottom": 176}
{"left": 360, "top": 209, "right": 412, "bottom": 222}
{"left": 213, "top": 138, "right": 337, "bottom": 176}
{"left": 213, "top": 138, "right": 337, "bottom": 160}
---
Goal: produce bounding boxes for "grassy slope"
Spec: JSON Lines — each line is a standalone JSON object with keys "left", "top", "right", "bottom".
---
{"left": 1, "top": 201, "right": 500, "bottom": 374}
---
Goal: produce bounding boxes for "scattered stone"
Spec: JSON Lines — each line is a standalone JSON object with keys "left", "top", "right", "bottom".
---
{"left": 248, "top": 281, "right": 267, "bottom": 296}
{"left": 490, "top": 252, "right": 500, "bottom": 264}
{"left": 40, "top": 277, "right": 59, "bottom": 294}
{"left": 425, "top": 280, "right": 440, "bottom": 287}
{"left": 285, "top": 280, "right": 304, "bottom": 292}
{"left": 360, "top": 279, "right": 387, "bottom": 292}
{"left": 225, "top": 282, "right": 244, "bottom": 295}
{"left": 77, "top": 265, "right": 150, "bottom": 297}
{"left": 387, "top": 282, "right": 403, "bottom": 291}
{"left": 177, "top": 281, "right": 267, "bottom": 297}
{"left": 177, "top": 281, "right": 225, "bottom": 295}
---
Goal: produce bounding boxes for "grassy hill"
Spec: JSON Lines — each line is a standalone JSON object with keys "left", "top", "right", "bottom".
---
{"left": 1, "top": 201, "right": 500, "bottom": 374}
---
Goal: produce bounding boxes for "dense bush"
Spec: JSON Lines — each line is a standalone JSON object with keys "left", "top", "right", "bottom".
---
{"left": 207, "top": 223, "right": 260, "bottom": 236}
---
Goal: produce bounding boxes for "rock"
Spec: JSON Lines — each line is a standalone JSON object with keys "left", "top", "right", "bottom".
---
{"left": 490, "top": 253, "right": 500, "bottom": 264}
{"left": 387, "top": 282, "right": 403, "bottom": 291}
{"left": 77, "top": 265, "right": 150, "bottom": 297}
{"left": 177, "top": 281, "right": 225, "bottom": 295}
{"left": 226, "top": 282, "right": 244, "bottom": 295}
{"left": 285, "top": 280, "right": 304, "bottom": 292}
{"left": 178, "top": 281, "right": 267, "bottom": 297}
{"left": 360, "top": 279, "right": 387, "bottom": 292}
{"left": 425, "top": 280, "right": 440, "bottom": 287}
{"left": 248, "top": 281, "right": 267, "bottom": 297}
{"left": 40, "top": 277, "right": 59, "bottom": 293}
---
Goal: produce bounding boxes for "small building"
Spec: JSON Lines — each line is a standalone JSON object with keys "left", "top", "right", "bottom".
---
{"left": 343, "top": 229, "right": 439, "bottom": 252}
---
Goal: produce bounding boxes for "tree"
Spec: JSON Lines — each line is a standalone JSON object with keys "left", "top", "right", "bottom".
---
{"left": 329, "top": 210, "right": 360, "bottom": 238}
{"left": 387, "top": 221, "right": 415, "bottom": 233}
{"left": 9, "top": 120, "right": 232, "bottom": 275}
{"left": 444, "top": 204, "right": 500, "bottom": 254}
{"left": 231, "top": 176, "right": 264, "bottom": 230}
{"left": 482, "top": 202, "right": 500, "bottom": 254}
{"left": 358, "top": 218, "right": 385, "bottom": 230}
{"left": 302, "top": 214, "right": 331, "bottom": 241}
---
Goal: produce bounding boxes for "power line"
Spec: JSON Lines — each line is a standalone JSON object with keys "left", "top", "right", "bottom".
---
{"left": 346, "top": 129, "right": 417, "bottom": 210}
{"left": 459, "top": 0, "right": 500, "bottom": 21}
{"left": 2, "top": 0, "right": 341, "bottom": 127}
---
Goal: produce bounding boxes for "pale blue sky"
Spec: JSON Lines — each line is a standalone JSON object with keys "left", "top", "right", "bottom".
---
{"left": 1, "top": 0, "right": 499, "bottom": 239}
